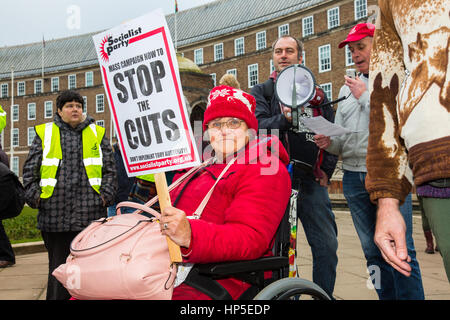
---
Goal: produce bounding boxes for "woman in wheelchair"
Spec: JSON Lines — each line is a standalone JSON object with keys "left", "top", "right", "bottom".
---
{"left": 159, "top": 85, "right": 291, "bottom": 300}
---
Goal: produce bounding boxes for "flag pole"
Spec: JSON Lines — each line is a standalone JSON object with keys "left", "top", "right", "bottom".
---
{"left": 175, "top": 0, "right": 178, "bottom": 52}
{"left": 41, "top": 35, "right": 45, "bottom": 78}
{"left": 10, "top": 68, "right": 14, "bottom": 170}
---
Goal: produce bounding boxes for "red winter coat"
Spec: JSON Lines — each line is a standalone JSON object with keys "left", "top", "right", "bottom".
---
{"left": 171, "top": 135, "right": 291, "bottom": 300}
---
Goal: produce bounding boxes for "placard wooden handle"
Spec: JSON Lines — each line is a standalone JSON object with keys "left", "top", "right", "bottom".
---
{"left": 154, "top": 172, "right": 182, "bottom": 263}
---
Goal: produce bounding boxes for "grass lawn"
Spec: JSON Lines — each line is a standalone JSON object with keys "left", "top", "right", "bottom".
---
{"left": 2, "top": 206, "right": 42, "bottom": 244}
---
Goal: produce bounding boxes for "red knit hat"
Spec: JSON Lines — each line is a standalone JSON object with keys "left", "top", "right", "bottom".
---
{"left": 203, "top": 85, "right": 258, "bottom": 131}
{"left": 338, "top": 23, "right": 375, "bottom": 48}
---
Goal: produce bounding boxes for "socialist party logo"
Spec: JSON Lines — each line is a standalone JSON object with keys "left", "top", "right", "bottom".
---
{"left": 99, "top": 27, "right": 143, "bottom": 62}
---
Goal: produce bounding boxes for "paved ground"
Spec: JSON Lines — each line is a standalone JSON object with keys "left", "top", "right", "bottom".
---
{"left": 0, "top": 210, "right": 448, "bottom": 300}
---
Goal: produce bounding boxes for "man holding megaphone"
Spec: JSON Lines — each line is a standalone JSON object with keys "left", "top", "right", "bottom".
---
{"left": 252, "top": 35, "right": 338, "bottom": 299}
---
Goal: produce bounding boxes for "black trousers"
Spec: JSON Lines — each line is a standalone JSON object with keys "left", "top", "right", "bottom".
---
{"left": 41, "top": 231, "right": 79, "bottom": 300}
{"left": 0, "top": 221, "right": 15, "bottom": 263}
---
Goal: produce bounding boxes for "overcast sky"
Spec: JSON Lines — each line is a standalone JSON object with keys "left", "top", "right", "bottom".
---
{"left": 1, "top": 0, "right": 215, "bottom": 47}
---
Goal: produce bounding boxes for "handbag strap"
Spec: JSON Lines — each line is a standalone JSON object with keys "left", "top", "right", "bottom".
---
{"left": 143, "top": 158, "right": 214, "bottom": 208}
{"left": 192, "top": 157, "right": 237, "bottom": 218}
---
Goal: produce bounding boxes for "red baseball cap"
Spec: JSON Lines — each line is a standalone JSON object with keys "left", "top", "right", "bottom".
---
{"left": 338, "top": 23, "right": 375, "bottom": 48}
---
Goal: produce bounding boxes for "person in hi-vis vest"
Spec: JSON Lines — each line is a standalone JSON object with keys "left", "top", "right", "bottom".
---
{"left": 22, "top": 90, "right": 117, "bottom": 300}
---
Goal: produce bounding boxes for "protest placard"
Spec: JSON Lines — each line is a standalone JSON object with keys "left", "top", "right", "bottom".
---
{"left": 93, "top": 9, "right": 200, "bottom": 262}
{"left": 92, "top": 9, "right": 200, "bottom": 177}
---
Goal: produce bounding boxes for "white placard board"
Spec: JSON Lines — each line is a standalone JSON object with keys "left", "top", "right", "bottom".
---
{"left": 92, "top": 9, "right": 200, "bottom": 176}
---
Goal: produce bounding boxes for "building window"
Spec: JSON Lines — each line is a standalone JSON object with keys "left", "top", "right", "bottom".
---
{"left": 301, "top": 51, "right": 306, "bottom": 66}
{"left": 96, "top": 94, "right": 105, "bottom": 113}
{"left": 235, "top": 37, "right": 245, "bottom": 56}
{"left": 302, "top": 16, "right": 314, "bottom": 37}
{"left": 17, "top": 82, "right": 25, "bottom": 96}
{"left": 12, "top": 128, "right": 19, "bottom": 147}
{"left": 270, "top": 59, "right": 275, "bottom": 73}
{"left": 328, "top": 7, "right": 340, "bottom": 29}
{"left": 96, "top": 120, "right": 105, "bottom": 127}
{"left": 68, "top": 74, "right": 76, "bottom": 89}
{"left": 1, "top": 83, "right": 8, "bottom": 98}
{"left": 28, "top": 127, "right": 36, "bottom": 146}
{"left": 11, "top": 157, "right": 19, "bottom": 176}
{"left": 83, "top": 96, "right": 87, "bottom": 114}
{"left": 210, "top": 73, "right": 216, "bottom": 86}
{"left": 51, "top": 77, "right": 59, "bottom": 92}
{"left": 318, "top": 44, "right": 331, "bottom": 73}
{"left": 248, "top": 63, "right": 258, "bottom": 88}
{"left": 85, "top": 71, "right": 94, "bottom": 87}
{"left": 214, "top": 43, "right": 223, "bottom": 61}
{"left": 320, "top": 83, "right": 333, "bottom": 101}
{"left": 12, "top": 104, "right": 19, "bottom": 122}
{"left": 34, "top": 79, "right": 43, "bottom": 94}
{"left": 194, "top": 48, "right": 203, "bottom": 65}
{"left": 278, "top": 24, "right": 289, "bottom": 37}
{"left": 44, "top": 101, "right": 53, "bottom": 118}
{"left": 345, "top": 45, "right": 354, "bottom": 66}
{"left": 28, "top": 103, "right": 36, "bottom": 120}
{"left": 355, "top": 0, "right": 367, "bottom": 20}
{"left": 256, "top": 31, "right": 266, "bottom": 50}
{"left": 226, "top": 69, "right": 237, "bottom": 77}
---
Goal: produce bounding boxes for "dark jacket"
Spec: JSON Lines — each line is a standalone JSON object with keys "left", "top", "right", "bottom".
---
{"left": 251, "top": 76, "right": 338, "bottom": 180}
{"left": 22, "top": 113, "right": 117, "bottom": 232}
{"left": 112, "top": 143, "right": 134, "bottom": 204}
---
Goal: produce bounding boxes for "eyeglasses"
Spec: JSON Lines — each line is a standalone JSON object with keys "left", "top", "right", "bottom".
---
{"left": 207, "top": 118, "right": 244, "bottom": 130}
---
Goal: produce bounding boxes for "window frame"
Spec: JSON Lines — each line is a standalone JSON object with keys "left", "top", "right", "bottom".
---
{"left": 68, "top": 74, "right": 77, "bottom": 89}
{"left": 44, "top": 101, "right": 53, "bottom": 119}
{"left": 256, "top": 31, "right": 266, "bottom": 51}
{"left": 194, "top": 48, "right": 203, "bottom": 65}
{"left": 28, "top": 102, "right": 36, "bottom": 120}
{"left": 85, "top": 71, "right": 94, "bottom": 87}
{"left": 278, "top": 24, "right": 289, "bottom": 37}
{"left": 318, "top": 44, "right": 332, "bottom": 73}
{"left": 17, "top": 81, "right": 25, "bottom": 96}
{"left": 34, "top": 79, "right": 43, "bottom": 94}
{"left": 12, "top": 104, "right": 19, "bottom": 122}
{"left": 247, "top": 63, "right": 259, "bottom": 88}
{"left": 1, "top": 83, "right": 8, "bottom": 98}
{"left": 354, "top": 0, "right": 368, "bottom": 20}
{"left": 96, "top": 94, "right": 105, "bottom": 113}
{"left": 51, "top": 77, "right": 59, "bottom": 92}
{"left": 214, "top": 43, "right": 224, "bottom": 62}
{"left": 234, "top": 37, "right": 245, "bottom": 56}
{"left": 28, "top": 127, "right": 36, "bottom": 146}
{"left": 302, "top": 16, "right": 314, "bottom": 37}
{"left": 320, "top": 82, "right": 333, "bottom": 101}
{"left": 12, "top": 128, "right": 19, "bottom": 147}
{"left": 327, "top": 7, "right": 340, "bottom": 29}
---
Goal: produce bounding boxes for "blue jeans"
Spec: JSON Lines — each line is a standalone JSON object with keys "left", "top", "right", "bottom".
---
{"left": 343, "top": 170, "right": 424, "bottom": 300}
{"left": 294, "top": 174, "right": 338, "bottom": 298}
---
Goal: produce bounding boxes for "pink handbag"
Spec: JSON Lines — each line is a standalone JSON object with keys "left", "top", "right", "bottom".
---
{"left": 52, "top": 202, "right": 176, "bottom": 300}
{"left": 52, "top": 158, "right": 234, "bottom": 300}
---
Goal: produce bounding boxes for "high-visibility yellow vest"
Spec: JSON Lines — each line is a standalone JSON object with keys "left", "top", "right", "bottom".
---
{"left": 137, "top": 174, "right": 155, "bottom": 182}
{"left": 0, "top": 105, "right": 6, "bottom": 133}
{"left": 35, "top": 122, "right": 105, "bottom": 198}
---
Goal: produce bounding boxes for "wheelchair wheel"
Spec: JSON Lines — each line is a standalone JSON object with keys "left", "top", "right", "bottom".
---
{"left": 253, "top": 278, "right": 331, "bottom": 300}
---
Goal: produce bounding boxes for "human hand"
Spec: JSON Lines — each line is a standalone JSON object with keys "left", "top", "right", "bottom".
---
{"left": 314, "top": 134, "right": 331, "bottom": 149}
{"left": 282, "top": 106, "right": 292, "bottom": 123}
{"left": 316, "top": 169, "right": 329, "bottom": 187}
{"left": 344, "top": 76, "right": 367, "bottom": 100}
{"left": 374, "top": 198, "right": 412, "bottom": 277}
{"left": 160, "top": 206, "right": 192, "bottom": 248}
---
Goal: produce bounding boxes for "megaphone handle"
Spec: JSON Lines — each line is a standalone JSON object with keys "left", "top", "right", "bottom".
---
{"left": 291, "top": 106, "right": 298, "bottom": 130}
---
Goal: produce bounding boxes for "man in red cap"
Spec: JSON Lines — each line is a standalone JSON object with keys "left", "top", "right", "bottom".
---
{"left": 314, "top": 23, "right": 425, "bottom": 299}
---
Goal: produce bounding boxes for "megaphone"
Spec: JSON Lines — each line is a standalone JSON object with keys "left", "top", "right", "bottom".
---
{"left": 275, "top": 64, "right": 322, "bottom": 131}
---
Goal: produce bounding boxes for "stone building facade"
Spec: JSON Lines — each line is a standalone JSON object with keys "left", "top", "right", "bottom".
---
{"left": 0, "top": 0, "right": 376, "bottom": 180}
